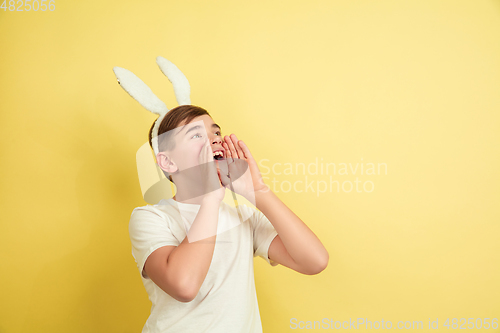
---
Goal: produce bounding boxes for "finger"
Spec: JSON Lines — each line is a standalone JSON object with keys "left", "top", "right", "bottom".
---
{"left": 223, "top": 142, "right": 233, "bottom": 164}
{"left": 237, "top": 140, "right": 255, "bottom": 162}
{"left": 207, "top": 141, "right": 214, "bottom": 162}
{"left": 224, "top": 135, "right": 239, "bottom": 160}
{"left": 201, "top": 139, "right": 213, "bottom": 163}
{"left": 200, "top": 141, "right": 217, "bottom": 180}
{"left": 230, "top": 134, "right": 245, "bottom": 159}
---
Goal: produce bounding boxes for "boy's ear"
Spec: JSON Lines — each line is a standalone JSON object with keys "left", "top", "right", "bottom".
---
{"left": 156, "top": 152, "right": 178, "bottom": 174}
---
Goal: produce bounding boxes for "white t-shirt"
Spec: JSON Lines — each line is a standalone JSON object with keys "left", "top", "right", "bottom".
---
{"left": 129, "top": 197, "right": 279, "bottom": 333}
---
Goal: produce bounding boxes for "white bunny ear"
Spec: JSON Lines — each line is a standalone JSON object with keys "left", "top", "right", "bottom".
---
{"left": 156, "top": 56, "right": 191, "bottom": 106}
{"left": 113, "top": 66, "right": 169, "bottom": 116}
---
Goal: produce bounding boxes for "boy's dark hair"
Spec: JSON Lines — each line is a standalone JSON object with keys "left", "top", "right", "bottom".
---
{"left": 148, "top": 105, "right": 211, "bottom": 182}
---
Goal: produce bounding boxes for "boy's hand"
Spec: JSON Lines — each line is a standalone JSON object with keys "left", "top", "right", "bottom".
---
{"left": 222, "top": 134, "right": 269, "bottom": 200}
{"left": 199, "top": 139, "right": 225, "bottom": 203}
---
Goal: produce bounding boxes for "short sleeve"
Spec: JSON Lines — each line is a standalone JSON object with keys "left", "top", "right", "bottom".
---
{"left": 129, "top": 206, "right": 181, "bottom": 279}
{"left": 248, "top": 207, "right": 279, "bottom": 266}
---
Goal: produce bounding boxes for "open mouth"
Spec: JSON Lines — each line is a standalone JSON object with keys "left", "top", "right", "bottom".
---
{"left": 213, "top": 150, "right": 224, "bottom": 160}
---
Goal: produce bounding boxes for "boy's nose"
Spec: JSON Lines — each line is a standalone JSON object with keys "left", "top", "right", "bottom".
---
{"left": 212, "top": 136, "right": 222, "bottom": 145}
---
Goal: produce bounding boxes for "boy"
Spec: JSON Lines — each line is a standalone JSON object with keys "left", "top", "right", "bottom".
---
{"left": 129, "top": 105, "right": 328, "bottom": 332}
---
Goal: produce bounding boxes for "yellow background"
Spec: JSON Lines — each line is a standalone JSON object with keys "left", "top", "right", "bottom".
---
{"left": 1, "top": 0, "right": 499, "bottom": 332}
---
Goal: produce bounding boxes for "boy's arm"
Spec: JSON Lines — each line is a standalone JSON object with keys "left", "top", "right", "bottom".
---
{"left": 223, "top": 134, "right": 328, "bottom": 275}
{"left": 255, "top": 188, "right": 329, "bottom": 275}
{"left": 144, "top": 196, "right": 221, "bottom": 302}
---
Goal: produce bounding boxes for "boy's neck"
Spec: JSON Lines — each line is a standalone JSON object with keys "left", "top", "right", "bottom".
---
{"left": 172, "top": 194, "right": 203, "bottom": 205}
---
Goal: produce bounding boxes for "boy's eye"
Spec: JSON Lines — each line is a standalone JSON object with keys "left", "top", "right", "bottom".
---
{"left": 192, "top": 133, "right": 203, "bottom": 139}
{"left": 215, "top": 131, "right": 221, "bottom": 136}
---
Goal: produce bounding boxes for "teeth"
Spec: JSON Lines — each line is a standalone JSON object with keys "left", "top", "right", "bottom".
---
{"left": 212, "top": 151, "right": 223, "bottom": 157}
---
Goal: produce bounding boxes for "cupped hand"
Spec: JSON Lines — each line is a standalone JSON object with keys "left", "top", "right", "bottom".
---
{"left": 222, "top": 134, "right": 269, "bottom": 201}
{"left": 198, "top": 139, "right": 225, "bottom": 202}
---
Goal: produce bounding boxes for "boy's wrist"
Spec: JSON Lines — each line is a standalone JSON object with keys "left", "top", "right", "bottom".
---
{"left": 253, "top": 186, "right": 273, "bottom": 209}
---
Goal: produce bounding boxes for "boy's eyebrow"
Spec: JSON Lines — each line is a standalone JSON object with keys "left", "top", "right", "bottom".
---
{"left": 177, "top": 123, "right": 222, "bottom": 137}
{"left": 182, "top": 125, "right": 203, "bottom": 137}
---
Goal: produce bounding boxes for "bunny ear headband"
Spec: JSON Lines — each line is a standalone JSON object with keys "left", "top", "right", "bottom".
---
{"left": 112, "top": 56, "right": 191, "bottom": 157}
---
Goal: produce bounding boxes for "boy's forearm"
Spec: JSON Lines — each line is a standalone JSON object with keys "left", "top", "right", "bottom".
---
{"left": 255, "top": 189, "right": 328, "bottom": 270}
{"left": 164, "top": 197, "right": 220, "bottom": 301}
